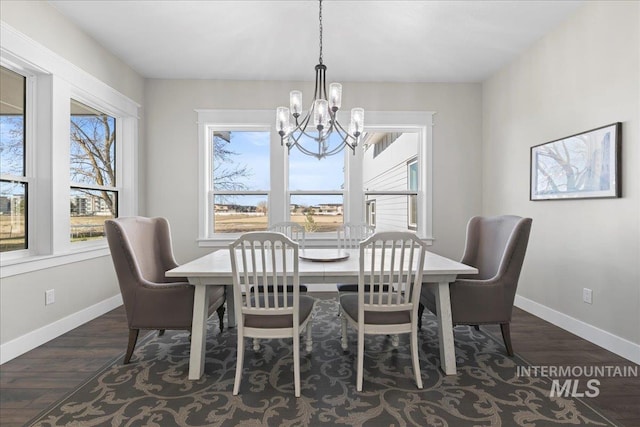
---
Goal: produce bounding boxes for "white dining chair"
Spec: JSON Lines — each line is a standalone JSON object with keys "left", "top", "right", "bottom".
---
{"left": 269, "top": 221, "right": 306, "bottom": 249}
{"left": 229, "top": 231, "right": 316, "bottom": 397}
{"left": 339, "top": 231, "right": 426, "bottom": 391}
{"left": 336, "top": 223, "right": 375, "bottom": 293}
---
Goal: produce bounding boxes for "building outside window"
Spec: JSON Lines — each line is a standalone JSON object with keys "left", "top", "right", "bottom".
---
{"left": 408, "top": 158, "right": 418, "bottom": 230}
{"left": 363, "top": 132, "right": 419, "bottom": 233}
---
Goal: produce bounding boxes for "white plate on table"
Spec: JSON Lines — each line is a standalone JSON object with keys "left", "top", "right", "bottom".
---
{"left": 299, "top": 249, "right": 350, "bottom": 262}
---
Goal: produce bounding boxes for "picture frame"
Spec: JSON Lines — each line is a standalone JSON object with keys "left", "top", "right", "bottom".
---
{"left": 530, "top": 123, "right": 621, "bottom": 201}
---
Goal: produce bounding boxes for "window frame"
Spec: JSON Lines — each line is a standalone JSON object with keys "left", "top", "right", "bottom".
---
{"left": 0, "top": 23, "right": 139, "bottom": 278}
{"left": 68, "top": 97, "right": 119, "bottom": 245}
{"left": 0, "top": 64, "right": 30, "bottom": 256}
{"left": 197, "top": 110, "right": 434, "bottom": 248}
{"left": 407, "top": 157, "right": 418, "bottom": 231}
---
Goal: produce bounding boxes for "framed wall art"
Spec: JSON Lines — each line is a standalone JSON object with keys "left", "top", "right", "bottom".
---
{"left": 530, "top": 123, "right": 621, "bottom": 200}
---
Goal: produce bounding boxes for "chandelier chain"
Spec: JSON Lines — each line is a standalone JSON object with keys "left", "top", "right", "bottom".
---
{"left": 318, "top": 0, "right": 323, "bottom": 64}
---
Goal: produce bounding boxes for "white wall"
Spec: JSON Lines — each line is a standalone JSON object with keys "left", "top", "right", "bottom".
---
{"left": 144, "top": 80, "right": 483, "bottom": 263}
{"left": 482, "top": 1, "right": 640, "bottom": 358}
{"left": 0, "top": 1, "right": 144, "bottom": 356}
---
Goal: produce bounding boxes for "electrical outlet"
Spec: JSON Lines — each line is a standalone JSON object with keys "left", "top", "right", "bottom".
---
{"left": 45, "top": 289, "right": 55, "bottom": 305}
{"left": 582, "top": 288, "right": 593, "bottom": 304}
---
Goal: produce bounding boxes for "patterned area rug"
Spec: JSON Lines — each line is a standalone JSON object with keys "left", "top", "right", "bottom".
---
{"left": 29, "top": 298, "right": 618, "bottom": 426}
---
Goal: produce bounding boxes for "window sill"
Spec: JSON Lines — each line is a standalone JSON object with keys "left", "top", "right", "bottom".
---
{"left": 198, "top": 235, "right": 434, "bottom": 249}
{"left": 0, "top": 245, "right": 111, "bottom": 278}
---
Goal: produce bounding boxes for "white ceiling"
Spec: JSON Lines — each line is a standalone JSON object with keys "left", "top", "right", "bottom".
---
{"left": 48, "top": 0, "right": 583, "bottom": 83}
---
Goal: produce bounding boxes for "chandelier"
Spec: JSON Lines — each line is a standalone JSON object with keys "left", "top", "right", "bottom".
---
{"left": 276, "top": 0, "right": 364, "bottom": 159}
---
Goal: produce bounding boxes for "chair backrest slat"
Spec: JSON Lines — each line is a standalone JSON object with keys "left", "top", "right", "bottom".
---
{"left": 230, "top": 232, "right": 300, "bottom": 326}
{"left": 338, "top": 223, "right": 375, "bottom": 250}
{"left": 269, "top": 222, "right": 306, "bottom": 250}
{"left": 359, "top": 231, "right": 426, "bottom": 314}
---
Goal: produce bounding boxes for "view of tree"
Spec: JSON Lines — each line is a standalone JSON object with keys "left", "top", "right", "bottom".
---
{"left": 70, "top": 110, "right": 116, "bottom": 214}
{"left": 213, "top": 131, "right": 252, "bottom": 191}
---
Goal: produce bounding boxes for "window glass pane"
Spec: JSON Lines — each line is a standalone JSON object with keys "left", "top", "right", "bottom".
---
{"left": 0, "top": 181, "right": 26, "bottom": 252}
{"left": 70, "top": 188, "right": 116, "bottom": 242}
{"left": 290, "top": 194, "right": 343, "bottom": 232}
{"left": 364, "top": 132, "right": 419, "bottom": 232}
{"left": 408, "top": 160, "right": 418, "bottom": 229}
{"left": 70, "top": 99, "right": 116, "bottom": 187}
{"left": 408, "top": 161, "right": 418, "bottom": 190}
{"left": 212, "top": 131, "right": 269, "bottom": 191}
{"left": 289, "top": 135, "right": 344, "bottom": 191}
{"left": 213, "top": 194, "right": 268, "bottom": 233}
{"left": 0, "top": 67, "right": 25, "bottom": 177}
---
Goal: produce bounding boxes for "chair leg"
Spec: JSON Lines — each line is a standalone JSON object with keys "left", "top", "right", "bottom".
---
{"left": 410, "top": 326, "right": 423, "bottom": 389}
{"left": 305, "top": 322, "right": 313, "bottom": 352}
{"left": 217, "top": 305, "right": 225, "bottom": 332}
{"left": 340, "top": 310, "right": 348, "bottom": 350}
{"left": 233, "top": 334, "right": 245, "bottom": 395}
{"left": 500, "top": 322, "right": 514, "bottom": 356}
{"left": 293, "top": 332, "right": 301, "bottom": 398}
{"left": 417, "top": 303, "right": 425, "bottom": 329}
{"left": 124, "top": 329, "right": 139, "bottom": 364}
{"left": 391, "top": 334, "right": 399, "bottom": 347}
{"left": 356, "top": 327, "right": 365, "bottom": 392}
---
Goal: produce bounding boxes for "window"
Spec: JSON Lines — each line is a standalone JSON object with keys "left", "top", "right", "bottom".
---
{"left": 198, "top": 110, "right": 433, "bottom": 247}
{"left": 408, "top": 159, "right": 418, "bottom": 230}
{"left": 0, "top": 66, "right": 27, "bottom": 253}
{"left": 363, "top": 132, "right": 420, "bottom": 233}
{"left": 69, "top": 99, "right": 117, "bottom": 242}
{"left": 366, "top": 200, "right": 376, "bottom": 227}
{"left": 211, "top": 130, "right": 270, "bottom": 233}
{"left": 1, "top": 29, "right": 139, "bottom": 276}
{"left": 288, "top": 135, "right": 344, "bottom": 233}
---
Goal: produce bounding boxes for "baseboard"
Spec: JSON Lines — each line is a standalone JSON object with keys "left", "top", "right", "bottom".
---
{"left": 514, "top": 295, "right": 640, "bottom": 365}
{"left": 0, "top": 294, "right": 123, "bottom": 365}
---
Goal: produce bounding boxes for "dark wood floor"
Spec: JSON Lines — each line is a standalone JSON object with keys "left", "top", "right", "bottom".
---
{"left": 1, "top": 294, "right": 638, "bottom": 426}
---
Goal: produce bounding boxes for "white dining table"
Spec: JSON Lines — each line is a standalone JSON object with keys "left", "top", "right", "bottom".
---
{"left": 167, "top": 248, "right": 477, "bottom": 380}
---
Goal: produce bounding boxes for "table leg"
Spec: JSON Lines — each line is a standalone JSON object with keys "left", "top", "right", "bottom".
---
{"left": 226, "top": 285, "right": 236, "bottom": 328}
{"left": 188, "top": 283, "right": 209, "bottom": 380}
{"left": 434, "top": 281, "right": 457, "bottom": 375}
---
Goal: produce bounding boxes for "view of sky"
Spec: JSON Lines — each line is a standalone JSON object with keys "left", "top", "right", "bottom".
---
{"left": 215, "top": 131, "right": 346, "bottom": 208}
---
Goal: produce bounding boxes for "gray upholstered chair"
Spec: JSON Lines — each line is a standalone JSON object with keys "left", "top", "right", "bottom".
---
{"left": 340, "top": 231, "right": 426, "bottom": 391}
{"left": 419, "top": 215, "right": 532, "bottom": 356}
{"left": 105, "top": 216, "right": 226, "bottom": 364}
{"left": 229, "top": 231, "right": 315, "bottom": 397}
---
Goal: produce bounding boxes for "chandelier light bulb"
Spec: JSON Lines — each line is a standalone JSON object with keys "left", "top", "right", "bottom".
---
{"left": 329, "top": 83, "right": 342, "bottom": 111}
{"left": 290, "top": 91, "right": 302, "bottom": 116}
{"left": 350, "top": 108, "right": 364, "bottom": 136}
{"left": 276, "top": 107, "right": 290, "bottom": 135}
{"left": 314, "top": 99, "right": 329, "bottom": 129}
